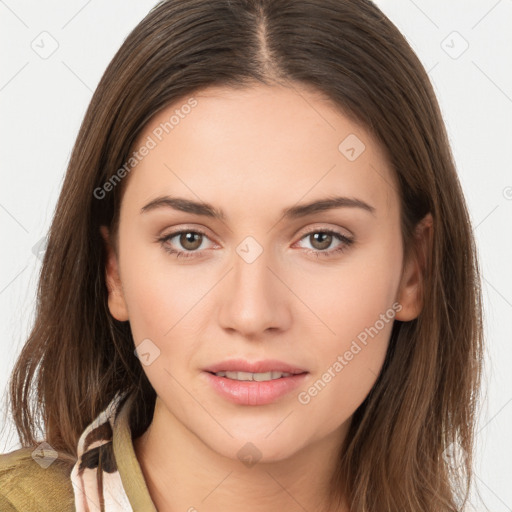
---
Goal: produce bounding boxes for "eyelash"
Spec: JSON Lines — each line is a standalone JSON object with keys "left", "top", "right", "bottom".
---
{"left": 157, "top": 228, "right": 354, "bottom": 260}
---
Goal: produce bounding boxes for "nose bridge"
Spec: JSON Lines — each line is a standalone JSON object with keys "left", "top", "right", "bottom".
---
{"left": 218, "top": 235, "right": 290, "bottom": 335}
{"left": 232, "top": 236, "right": 276, "bottom": 309}
{"left": 234, "top": 240, "right": 272, "bottom": 296}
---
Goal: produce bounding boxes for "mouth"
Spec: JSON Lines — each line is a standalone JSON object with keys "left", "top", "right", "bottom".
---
{"left": 207, "top": 370, "right": 302, "bottom": 381}
{"left": 202, "top": 359, "right": 309, "bottom": 405}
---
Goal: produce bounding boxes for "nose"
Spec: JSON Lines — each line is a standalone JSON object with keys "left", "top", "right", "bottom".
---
{"left": 217, "top": 244, "right": 292, "bottom": 339}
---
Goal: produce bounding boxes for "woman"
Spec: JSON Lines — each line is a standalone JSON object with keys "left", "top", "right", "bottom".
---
{"left": 0, "top": 0, "right": 483, "bottom": 511}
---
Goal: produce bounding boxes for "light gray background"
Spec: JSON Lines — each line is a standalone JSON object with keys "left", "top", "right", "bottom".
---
{"left": 1, "top": 1, "right": 511, "bottom": 510}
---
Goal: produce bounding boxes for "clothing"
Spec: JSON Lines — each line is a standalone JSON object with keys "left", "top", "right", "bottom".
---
{"left": 0, "top": 391, "right": 157, "bottom": 511}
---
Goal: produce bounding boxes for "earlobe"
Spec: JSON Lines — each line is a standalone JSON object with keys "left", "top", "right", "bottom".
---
{"left": 100, "top": 225, "right": 129, "bottom": 322}
{"left": 394, "top": 213, "right": 433, "bottom": 322}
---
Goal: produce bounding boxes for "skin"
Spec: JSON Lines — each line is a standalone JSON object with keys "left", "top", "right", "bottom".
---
{"left": 101, "top": 83, "right": 431, "bottom": 512}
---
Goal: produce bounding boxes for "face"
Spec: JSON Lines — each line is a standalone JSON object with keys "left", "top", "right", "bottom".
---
{"left": 102, "top": 83, "right": 424, "bottom": 462}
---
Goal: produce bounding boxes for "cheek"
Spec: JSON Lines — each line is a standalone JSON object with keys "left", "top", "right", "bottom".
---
{"left": 293, "top": 226, "right": 402, "bottom": 343}
{"left": 292, "top": 232, "right": 402, "bottom": 427}
{"left": 118, "top": 230, "right": 210, "bottom": 342}
{"left": 297, "top": 334, "right": 390, "bottom": 436}
{"left": 296, "top": 290, "right": 396, "bottom": 435}
{"left": 119, "top": 253, "right": 207, "bottom": 395}
{"left": 117, "top": 234, "right": 220, "bottom": 400}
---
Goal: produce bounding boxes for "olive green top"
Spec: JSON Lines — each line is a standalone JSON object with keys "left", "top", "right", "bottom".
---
{"left": 0, "top": 392, "right": 157, "bottom": 511}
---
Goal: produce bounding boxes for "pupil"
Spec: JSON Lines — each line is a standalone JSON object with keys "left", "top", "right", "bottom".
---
{"left": 313, "top": 232, "right": 331, "bottom": 250}
{"left": 182, "top": 232, "right": 201, "bottom": 250}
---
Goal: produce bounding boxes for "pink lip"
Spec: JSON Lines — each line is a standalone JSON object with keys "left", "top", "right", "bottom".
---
{"left": 203, "top": 372, "right": 308, "bottom": 405}
{"left": 202, "top": 359, "right": 309, "bottom": 406}
{"left": 203, "top": 358, "right": 308, "bottom": 374}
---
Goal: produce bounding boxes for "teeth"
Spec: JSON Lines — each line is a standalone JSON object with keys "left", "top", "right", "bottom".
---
{"left": 214, "top": 371, "right": 293, "bottom": 381}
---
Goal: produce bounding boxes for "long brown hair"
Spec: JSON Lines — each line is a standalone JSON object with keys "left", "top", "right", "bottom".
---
{"left": 5, "top": 1, "right": 483, "bottom": 510}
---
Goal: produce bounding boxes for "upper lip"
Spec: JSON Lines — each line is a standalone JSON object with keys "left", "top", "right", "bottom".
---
{"left": 204, "top": 359, "right": 308, "bottom": 375}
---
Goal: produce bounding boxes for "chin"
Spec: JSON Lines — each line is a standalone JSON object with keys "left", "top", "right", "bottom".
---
{"left": 202, "top": 430, "right": 305, "bottom": 466}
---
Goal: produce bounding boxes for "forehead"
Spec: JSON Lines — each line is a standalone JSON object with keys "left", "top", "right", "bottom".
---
{"left": 123, "top": 83, "right": 398, "bottom": 219}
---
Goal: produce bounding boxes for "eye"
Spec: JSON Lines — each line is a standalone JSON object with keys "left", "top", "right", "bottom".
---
{"left": 295, "top": 229, "right": 354, "bottom": 258}
{"left": 157, "top": 229, "right": 214, "bottom": 258}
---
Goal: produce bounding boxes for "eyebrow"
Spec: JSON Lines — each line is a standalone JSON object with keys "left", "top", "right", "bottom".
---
{"left": 140, "top": 195, "right": 376, "bottom": 220}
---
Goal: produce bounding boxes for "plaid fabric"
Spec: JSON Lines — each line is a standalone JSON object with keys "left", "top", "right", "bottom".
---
{"left": 70, "top": 391, "right": 134, "bottom": 511}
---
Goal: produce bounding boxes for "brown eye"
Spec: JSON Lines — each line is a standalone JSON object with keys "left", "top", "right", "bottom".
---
{"left": 179, "top": 232, "right": 203, "bottom": 251}
{"left": 158, "top": 229, "right": 213, "bottom": 258}
{"left": 296, "top": 229, "right": 354, "bottom": 258}
{"left": 308, "top": 232, "right": 333, "bottom": 251}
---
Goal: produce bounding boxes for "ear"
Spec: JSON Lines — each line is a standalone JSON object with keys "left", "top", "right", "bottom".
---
{"left": 394, "top": 213, "right": 433, "bottom": 322}
{"left": 100, "top": 225, "right": 129, "bottom": 322}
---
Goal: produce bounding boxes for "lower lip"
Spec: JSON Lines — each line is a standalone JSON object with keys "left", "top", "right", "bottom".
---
{"left": 203, "top": 371, "right": 309, "bottom": 405}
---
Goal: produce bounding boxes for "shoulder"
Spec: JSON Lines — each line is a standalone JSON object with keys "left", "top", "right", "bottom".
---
{"left": 0, "top": 445, "right": 76, "bottom": 512}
